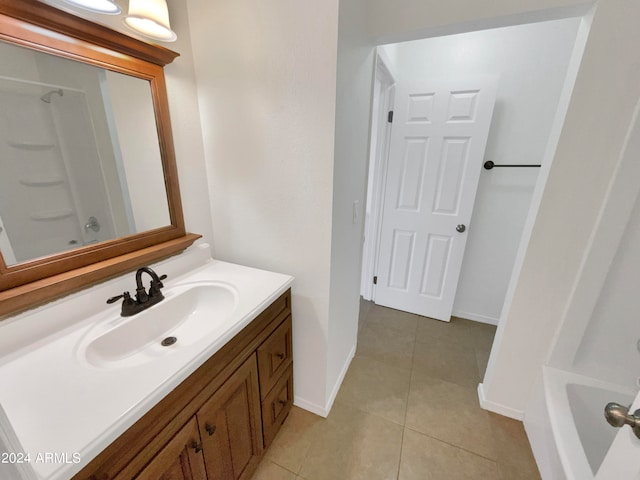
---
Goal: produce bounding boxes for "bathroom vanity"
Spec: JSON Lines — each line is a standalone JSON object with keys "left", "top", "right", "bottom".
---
{"left": 74, "top": 288, "right": 293, "bottom": 480}
{"left": 0, "top": 247, "right": 294, "bottom": 480}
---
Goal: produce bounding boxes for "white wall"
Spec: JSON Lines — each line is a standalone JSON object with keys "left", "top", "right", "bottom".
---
{"left": 572, "top": 188, "right": 640, "bottom": 389}
{"left": 542, "top": 96, "right": 640, "bottom": 392}
{"left": 367, "top": 0, "right": 591, "bottom": 44}
{"left": 483, "top": 0, "right": 640, "bottom": 416}
{"left": 185, "top": 0, "right": 340, "bottom": 414}
{"left": 163, "top": 0, "right": 215, "bottom": 244}
{"left": 381, "top": 18, "right": 580, "bottom": 324}
{"left": 327, "top": 0, "right": 374, "bottom": 408}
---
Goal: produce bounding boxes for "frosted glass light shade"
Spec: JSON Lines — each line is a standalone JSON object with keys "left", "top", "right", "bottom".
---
{"left": 124, "top": 0, "right": 177, "bottom": 42}
{"left": 61, "top": 0, "right": 121, "bottom": 14}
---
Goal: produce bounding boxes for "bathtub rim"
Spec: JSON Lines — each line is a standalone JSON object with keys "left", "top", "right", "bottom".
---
{"left": 542, "top": 366, "right": 636, "bottom": 480}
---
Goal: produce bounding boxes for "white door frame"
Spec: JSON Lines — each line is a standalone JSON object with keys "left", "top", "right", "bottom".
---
{"left": 361, "top": 47, "right": 396, "bottom": 300}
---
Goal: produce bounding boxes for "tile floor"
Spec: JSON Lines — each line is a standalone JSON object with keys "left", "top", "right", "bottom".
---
{"left": 252, "top": 301, "right": 541, "bottom": 480}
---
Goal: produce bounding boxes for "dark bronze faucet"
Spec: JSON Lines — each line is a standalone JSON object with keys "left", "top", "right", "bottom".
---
{"left": 107, "top": 267, "right": 167, "bottom": 316}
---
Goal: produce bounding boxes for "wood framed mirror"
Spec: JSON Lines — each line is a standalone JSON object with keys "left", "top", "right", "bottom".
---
{"left": 0, "top": 0, "right": 200, "bottom": 317}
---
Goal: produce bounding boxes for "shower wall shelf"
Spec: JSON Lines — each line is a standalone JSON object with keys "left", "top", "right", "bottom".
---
{"left": 8, "top": 141, "right": 55, "bottom": 151}
{"left": 19, "top": 177, "right": 64, "bottom": 187}
{"left": 30, "top": 210, "right": 73, "bottom": 221}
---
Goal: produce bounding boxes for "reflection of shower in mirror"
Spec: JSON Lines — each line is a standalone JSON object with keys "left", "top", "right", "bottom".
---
{"left": 40, "top": 88, "right": 63, "bottom": 103}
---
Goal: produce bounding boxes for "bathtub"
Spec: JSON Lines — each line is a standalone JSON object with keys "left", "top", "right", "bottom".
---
{"left": 524, "top": 366, "right": 636, "bottom": 479}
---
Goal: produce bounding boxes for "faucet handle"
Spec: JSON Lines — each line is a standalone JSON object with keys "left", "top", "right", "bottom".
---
{"left": 149, "top": 274, "right": 168, "bottom": 298}
{"left": 107, "top": 291, "right": 132, "bottom": 304}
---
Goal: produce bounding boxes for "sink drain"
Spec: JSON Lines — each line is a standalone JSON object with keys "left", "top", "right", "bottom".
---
{"left": 161, "top": 336, "right": 177, "bottom": 347}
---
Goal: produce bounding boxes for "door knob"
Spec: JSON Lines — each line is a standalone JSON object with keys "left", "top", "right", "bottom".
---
{"left": 456, "top": 224, "right": 466, "bottom": 233}
{"left": 604, "top": 402, "right": 640, "bottom": 439}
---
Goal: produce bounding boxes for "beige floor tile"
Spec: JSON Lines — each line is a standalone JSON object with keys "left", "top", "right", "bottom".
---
{"left": 253, "top": 305, "right": 542, "bottom": 480}
{"left": 335, "top": 356, "right": 411, "bottom": 425}
{"left": 498, "top": 463, "right": 541, "bottom": 480}
{"left": 299, "top": 402, "right": 403, "bottom": 480}
{"left": 359, "top": 298, "right": 374, "bottom": 332}
{"left": 399, "top": 428, "right": 500, "bottom": 480}
{"left": 489, "top": 413, "right": 541, "bottom": 477}
{"left": 416, "top": 316, "right": 477, "bottom": 348}
{"left": 365, "top": 306, "right": 419, "bottom": 335}
{"left": 498, "top": 462, "right": 542, "bottom": 480}
{"left": 413, "top": 335, "right": 480, "bottom": 388}
{"left": 264, "top": 407, "right": 324, "bottom": 474}
{"left": 476, "top": 349, "right": 491, "bottom": 379}
{"left": 406, "top": 372, "right": 496, "bottom": 460}
{"left": 416, "top": 316, "right": 496, "bottom": 352}
{"left": 251, "top": 460, "right": 297, "bottom": 480}
{"left": 357, "top": 322, "right": 415, "bottom": 370}
{"left": 469, "top": 320, "right": 497, "bottom": 353}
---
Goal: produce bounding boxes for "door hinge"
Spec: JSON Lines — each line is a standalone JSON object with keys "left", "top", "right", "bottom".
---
{"left": 387, "top": 111, "right": 393, "bottom": 123}
{"left": 373, "top": 276, "right": 378, "bottom": 285}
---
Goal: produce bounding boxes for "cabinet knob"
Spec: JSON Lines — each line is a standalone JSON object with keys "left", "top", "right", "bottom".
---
{"left": 191, "top": 441, "right": 203, "bottom": 453}
{"left": 278, "top": 399, "right": 287, "bottom": 406}
{"left": 205, "top": 424, "right": 217, "bottom": 436}
{"left": 275, "top": 352, "right": 285, "bottom": 360}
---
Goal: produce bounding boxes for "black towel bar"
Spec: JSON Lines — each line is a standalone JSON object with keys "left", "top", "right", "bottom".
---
{"left": 484, "top": 160, "right": 541, "bottom": 170}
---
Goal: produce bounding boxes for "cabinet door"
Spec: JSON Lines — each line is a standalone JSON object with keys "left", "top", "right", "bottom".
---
{"left": 197, "top": 354, "right": 263, "bottom": 480}
{"left": 134, "top": 417, "right": 206, "bottom": 480}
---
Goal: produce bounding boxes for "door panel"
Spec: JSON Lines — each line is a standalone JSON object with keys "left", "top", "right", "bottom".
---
{"left": 388, "top": 230, "right": 415, "bottom": 290}
{"left": 420, "top": 234, "right": 451, "bottom": 298}
{"left": 197, "top": 354, "right": 263, "bottom": 480}
{"left": 375, "top": 77, "right": 497, "bottom": 321}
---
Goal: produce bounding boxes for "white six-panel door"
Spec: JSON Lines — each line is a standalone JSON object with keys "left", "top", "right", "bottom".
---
{"left": 374, "top": 77, "right": 497, "bottom": 321}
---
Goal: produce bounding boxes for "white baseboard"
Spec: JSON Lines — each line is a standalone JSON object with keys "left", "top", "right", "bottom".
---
{"left": 293, "top": 396, "right": 329, "bottom": 418}
{"left": 477, "top": 383, "right": 524, "bottom": 420}
{"left": 453, "top": 310, "right": 499, "bottom": 326}
{"left": 324, "top": 345, "right": 355, "bottom": 416}
{"left": 293, "top": 345, "right": 356, "bottom": 418}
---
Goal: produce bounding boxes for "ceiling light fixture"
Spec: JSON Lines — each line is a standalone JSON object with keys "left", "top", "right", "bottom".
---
{"left": 60, "top": 0, "right": 121, "bottom": 15}
{"left": 124, "top": 0, "right": 177, "bottom": 42}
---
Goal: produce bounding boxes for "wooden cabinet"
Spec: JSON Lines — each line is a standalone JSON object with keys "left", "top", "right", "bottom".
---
{"left": 74, "top": 289, "right": 293, "bottom": 480}
{"left": 133, "top": 418, "right": 206, "bottom": 480}
{"left": 197, "top": 355, "right": 262, "bottom": 480}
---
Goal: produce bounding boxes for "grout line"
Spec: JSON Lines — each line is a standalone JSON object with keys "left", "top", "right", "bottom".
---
{"left": 396, "top": 425, "right": 405, "bottom": 480}
{"left": 395, "top": 316, "right": 420, "bottom": 480}
{"left": 268, "top": 459, "right": 303, "bottom": 477}
{"left": 403, "top": 425, "right": 500, "bottom": 465}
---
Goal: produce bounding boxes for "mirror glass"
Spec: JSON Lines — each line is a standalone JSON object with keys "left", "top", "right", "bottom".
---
{"left": 0, "top": 40, "right": 170, "bottom": 266}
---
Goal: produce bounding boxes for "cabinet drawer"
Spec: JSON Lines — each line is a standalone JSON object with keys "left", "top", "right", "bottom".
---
{"left": 257, "top": 315, "right": 292, "bottom": 398}
{"left": 261, "top": 364, "right": 293, "bottom": 448}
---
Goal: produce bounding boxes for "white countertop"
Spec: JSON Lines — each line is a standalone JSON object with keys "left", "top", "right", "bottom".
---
{"left": 0, "top": 247, "right": 293, "bottom": 480}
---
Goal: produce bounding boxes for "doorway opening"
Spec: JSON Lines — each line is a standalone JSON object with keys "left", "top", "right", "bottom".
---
{"left": 361, "top": 15, "right": 590, "bottom": 326}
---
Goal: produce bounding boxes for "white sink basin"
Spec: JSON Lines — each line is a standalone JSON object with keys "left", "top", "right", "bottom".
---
{"left": 80, "top": 282, "right": 239, "bottom": 368}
